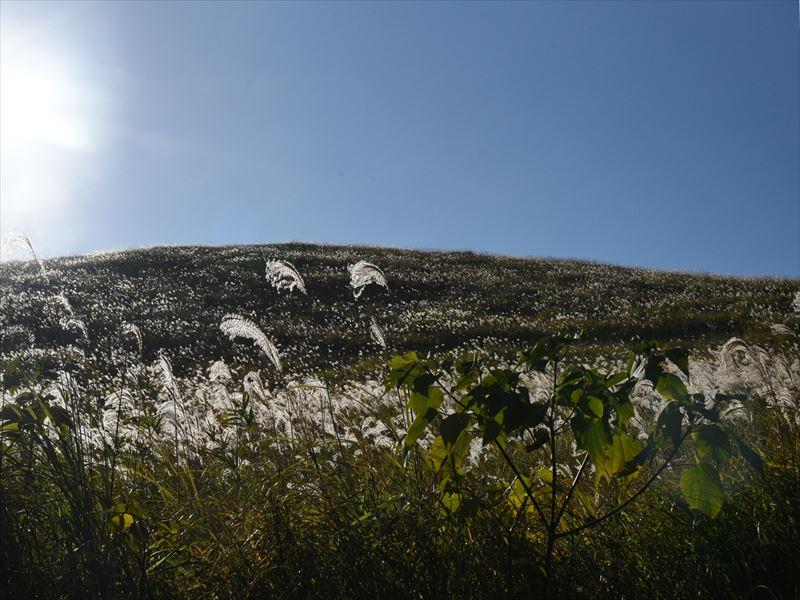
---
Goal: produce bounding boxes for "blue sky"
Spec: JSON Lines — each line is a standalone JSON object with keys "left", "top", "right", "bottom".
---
{"left": 0, "top": 1, "right": 797, "bottom": 276}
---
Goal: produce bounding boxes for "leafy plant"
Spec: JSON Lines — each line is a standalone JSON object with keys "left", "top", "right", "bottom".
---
{"left": 385, "top": 336, "right": 764, "bottom": 585}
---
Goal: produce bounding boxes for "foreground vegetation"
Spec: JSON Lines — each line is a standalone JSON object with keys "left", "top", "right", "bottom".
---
{"left": 1, "top": 240, "right": 799, "bottom": 598}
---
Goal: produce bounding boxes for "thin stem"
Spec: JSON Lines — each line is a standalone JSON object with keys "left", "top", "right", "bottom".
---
{"left": 556, "top": 429, "right": 690, "bottom": 539}
{"left": 554, "top": 452, "right": 589, "bottom": 528}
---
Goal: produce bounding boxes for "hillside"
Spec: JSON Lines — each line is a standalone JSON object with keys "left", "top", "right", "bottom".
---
{"left": 2, "top": 243, "right": 800, "bottom": 598}
{"left": 0, "top": 243, "right": 797, "bottom": 379}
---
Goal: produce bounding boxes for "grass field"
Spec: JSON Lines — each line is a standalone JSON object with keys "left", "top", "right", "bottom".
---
{"left": 1, "top": 243, "right": 798, "bottom": 598}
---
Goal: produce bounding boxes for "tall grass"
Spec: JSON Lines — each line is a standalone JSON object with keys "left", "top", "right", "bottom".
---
{"left": 1, "top": 332, "right": 798, "bottom": 598}
{"left": 1, "top": 238, "right": 798, "bottom": 598}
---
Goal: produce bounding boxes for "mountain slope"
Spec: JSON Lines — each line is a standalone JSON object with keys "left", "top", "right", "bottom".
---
{"left": 1, "top": 242, "right": 797, "bottom": 378}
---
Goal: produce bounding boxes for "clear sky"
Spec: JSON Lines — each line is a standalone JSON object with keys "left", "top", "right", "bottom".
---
{"left": 1, "top": 1, "right": 798, "bottom": 276}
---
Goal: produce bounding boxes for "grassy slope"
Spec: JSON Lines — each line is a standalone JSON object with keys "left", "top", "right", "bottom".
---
{"left": 1, "top": 243, "right": 799, "bottom": 599}
{"left": 1, "top": 242, "right": 797, "bottom": 379}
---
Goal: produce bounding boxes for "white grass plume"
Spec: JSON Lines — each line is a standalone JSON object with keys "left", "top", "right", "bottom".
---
{"left": 59, "top": 317, "right": 88, "bottom": 343}
{"left": 793, "top": 291, "right": 800, "bottom": 314}
{"left": 266, "top": 260, "right": 307, "bottom": 295}
{"left": 770, "top": 323, "right": 795, "bottom": 337}
{"left": 122, "top": 323, "right": 143, "bottom": 353}
{"left": 369, "top": 316, "right": 387, "bottom": 349}
{"left": 157, "top": 352, "right": 182, "bottom": 403}
{"left": 2, "top": 232, "right": 49, "bottom": 283}
{"left": 220, "top": 314, "right": 283, "bottom": 373}
{"left": 209, "top": 359, "right": 233, "bottom": 383}
{"left": 243, "top": 371, "right": 267, "bottom": 401}
{"left": 52, "top": 294, "right": 74, "bottom": 316}
{"left": 348, "top": 260, "right": 388, "bottom": 298}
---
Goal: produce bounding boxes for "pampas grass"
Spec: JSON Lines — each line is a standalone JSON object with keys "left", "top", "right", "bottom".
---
{"left": 348, "top": 260, "right": 388, "bottom": 298}
{"left": 122, "top": 323, "right": 143, "bottom": 354}
{"left": 220, "top": 313, "right": 283, "bottom": 373}
{"left": 266, "top": 259, "right": 307, "bottom": 295}
{"left": 2, "top": 232, "right": 49, "bottom": 282}
{"left": 59, "top": 317, "right": 88, "bottom": 343}
{"left": 369, "top": 316, "right": 387, "bottom": 349}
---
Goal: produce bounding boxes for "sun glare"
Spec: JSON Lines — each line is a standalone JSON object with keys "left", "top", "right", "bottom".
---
{"left": 0, "top": 58, "right": 93, "bottom": 152}
{"left": 0, "top": 14, "right": 106, "bottom": 257}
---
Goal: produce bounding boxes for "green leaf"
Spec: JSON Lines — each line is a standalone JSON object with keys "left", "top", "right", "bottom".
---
{"left": 655, "top": 402, "right": 683, "bottom": 449}
{"left": 609, "top": 433, "right": 644, "bottom": 476}
{"left": 656, "top": 373, "right": 688, "bottom": 402}
{"left": 502, "top": 400, "right": 546, "bottom": 433}
{"left": 440, "top": 492, "right": 461, "bottom": 514}
{"left": 571, "top": 414, "right": 612, "bottom": 468}
{"left": 389, "top": 351, "right": 419, "bottom": 371}
{"left": 481, "top": 417, "right": 501, "bottom": 446}
{"left": 2, "top": 369, "right": 22, "bottom": 391}
{"left": 680, "top": 463, "right": 724, "bottom": 518}
{"left": 587, "top": 396, "right": 604, "bottom": 418}
{"left": 536, "top": 466, "right": 553, "bottom": 483}
{"left": 439, "top": 413, "right": 472, "bottom": 447}
{"left": 405, "top": 408, "right": 437, "bottom": 448}
{"left": 613, "top": 397, "right": 635, "bottom": 424}
{"left": 525, "top": 428, "right": 549, "bottom": 452}
{"left": 518, "top": 337, "right": 554, "bottom": 372}
{"left": 109, "top": 511, "right": 136, "bottom": 533}
{"left": 605, "top": 371, "right": 629, "bottom": 387}
{"left": 693, "top": 424, "right": 732, "bottom": 464}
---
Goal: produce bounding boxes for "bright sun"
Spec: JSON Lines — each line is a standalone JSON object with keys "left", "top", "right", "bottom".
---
{"left": 0, "top": 13, "right": 106, "bottom": 257}
{"left": 0, "top": 33, "right": 94, "bottom": 153}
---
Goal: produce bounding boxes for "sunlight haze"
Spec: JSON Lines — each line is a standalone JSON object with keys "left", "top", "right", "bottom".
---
{"left": 0, "top": 0, "right": 797, "bottom": 276}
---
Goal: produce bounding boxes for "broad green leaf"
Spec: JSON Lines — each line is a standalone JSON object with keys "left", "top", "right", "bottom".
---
{"left": 441, "top": 492, "right": 461, "bottom": 514}
{"left": 481, "top": 417, "right": 502, "bottom": 446}
{"left": 605, "top": 371, "right": 629, "bottom": 388}
{"left": 617, "top": 441, "right": 655, "bottom": 477}
{"left": 536, "top": 466, "right": 554, "bottom": 484}
{"left": 408, "top": 386, "right": 443, "bottom": 415}
{"left": 525, "top": 428, "right": 549, "bottom": 452}
{"left": 571, "top": 414, "right": 612, "bottom": 468}
{"left": 656, "top": 373, "right": 688, "bottom": 402}
{"left": 440, "top": 413, "right": 472, "bottom": 447}
{"left": 655, "top": 402, "right": 683, "bottom": 449}
{"left": 587, "top": 396, "right": 604, "bottom": 418}
{"left": 680, "top": 463, "right": 724, "bottom": 518}
{"left": 404, "top": 408, "right": 437, "bottom": 448}
{"left": 693, "top": 424, "right": 732, "bottom": 464}
{"left": 389, "top": 351, "right": 419, "bottom": 370}
{"left": 609, "top": 433, "right": 644, "bottom": 475}
{"left": 502, "top": 400, "right": 546, "bottom": 433}
{"left": 613, "top": 397, "right": 635, "bottom": 424}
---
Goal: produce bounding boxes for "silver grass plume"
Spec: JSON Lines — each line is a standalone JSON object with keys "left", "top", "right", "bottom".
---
{"left": 101, "top": 389, "right": 136, "bottom": 432}
{"left": 52, "top": 294, "right": 74, "bottom": 316}
{"left": 793, "top": 291, "right": 800, "bottom": 313}
{"left": 243, "top": 371, "right": 267, "bottom": 401}
{"left": 2, "top": 232, "right": 49, "bottom": 282}
{"left": 156, "top": 352, "right": 182, "bottom": 404}
{"left": 348, "top": 260, "right": 388, "bottom": 298}
{"left": 220, "top": 313, "right": 283, "bottom": 373}
{"left": 769, "top": 323, "right": 795, "bottom": 337}
{"left": 122, "top": 322, "right": 143, "bottom": 353}
{"left": 369, "top": 316, "right": 387, "bottom": 349}
{"left": 59, "top": 317, "right": 89, "bottom": 343}
{"left": 209, "top": 359, "right": 233, "bottom": 384}
{"left": 266, "top": 259, "right": 307, "bottom": 295}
